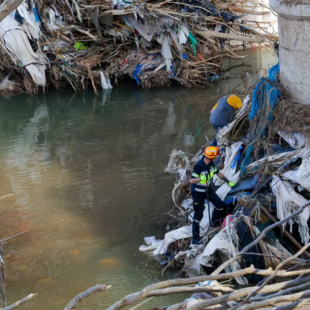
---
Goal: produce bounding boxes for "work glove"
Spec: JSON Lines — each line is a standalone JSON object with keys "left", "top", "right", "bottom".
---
{"left": 228, "top": 181, "right": 236, "bottom": 187}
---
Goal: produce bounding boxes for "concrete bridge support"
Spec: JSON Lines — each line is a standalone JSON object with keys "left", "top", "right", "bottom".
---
{"left": 270, "top": 0, "right": 310, "bottom": 104}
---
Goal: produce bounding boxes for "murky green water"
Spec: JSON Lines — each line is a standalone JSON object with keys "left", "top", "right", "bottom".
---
{"left": 0, "top": 47, "right": 276, "bottom": 309}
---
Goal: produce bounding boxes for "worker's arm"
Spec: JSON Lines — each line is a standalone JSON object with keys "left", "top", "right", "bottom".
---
{"left": 190, "top": 165, "right": 203, "bottom": 184}
{"left": 190, "top": 178, "right": 202, "bottom": 184}
{"left": 218, "top": 172, "right": 236, "bottom": 187}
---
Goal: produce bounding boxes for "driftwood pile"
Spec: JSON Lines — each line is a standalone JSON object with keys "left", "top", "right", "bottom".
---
{"left": 0, "top": 0, "right": 276, "bottom": 94}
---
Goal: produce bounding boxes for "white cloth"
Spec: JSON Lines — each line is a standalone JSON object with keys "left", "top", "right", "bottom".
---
{"left": 100, "top": 72, "right": 113, "bottom": 90}
{"left": 213, "top": 142, "right": 243, "bottom": 186}
{"left": 0, "top": 12, "right": 46, "bottom": 86}
{"left": 283, "top": 147, "right": 310, "bottom": 192}
{"left": 191, "top": 219, "right": 247, "bottom": 285}
{"left": 271, "top": 175, "right": 310, "bottom": 244}
{"left": 17, "top": 3, "right": 41, "bottom": 39}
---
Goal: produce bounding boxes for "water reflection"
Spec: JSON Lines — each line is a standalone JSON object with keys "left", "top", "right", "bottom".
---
{"left": 0, "top": 48, "right": 276, "bottom": 309}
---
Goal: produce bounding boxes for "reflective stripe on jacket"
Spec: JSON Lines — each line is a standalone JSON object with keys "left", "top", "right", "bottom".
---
{"left": 191, "top": 157, "right": 218, "bottom": 193}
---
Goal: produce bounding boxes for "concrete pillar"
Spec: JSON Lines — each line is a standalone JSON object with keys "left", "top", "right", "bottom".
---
{"left": 270, "top": 0, "right": 310, "bottom": 104}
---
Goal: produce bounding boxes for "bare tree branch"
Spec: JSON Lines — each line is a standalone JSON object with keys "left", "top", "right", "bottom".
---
{"left": 146, "top": 286, "right": 235, "bottom": 297}
{"left": 3, "top": 294, "right": 37, "bottom": 310}
{"left": 182, "top": 275, "right": 310, "bottom": 310}
{"left": 0, "top": 231, "right": 27, "bottom": 245}
{"left": 234, "top": 241, "right": 310, "bottom": 309}
{"left": 64, "top": 284, "right": 111, "bottom": 310}
{"left": 108, "top": 266, "right": 310, "bottom": 310}
{"left": 211, "top": 202, "right": 310, "bottom": 276}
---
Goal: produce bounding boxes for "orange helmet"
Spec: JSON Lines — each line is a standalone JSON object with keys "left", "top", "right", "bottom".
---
{"left": 203, "top": 146, "right": 220, "bottom": 159}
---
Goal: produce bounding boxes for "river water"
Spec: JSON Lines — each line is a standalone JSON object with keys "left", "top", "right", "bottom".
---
{"left": 0, "top": 48, "right": 276, "bottom": 309}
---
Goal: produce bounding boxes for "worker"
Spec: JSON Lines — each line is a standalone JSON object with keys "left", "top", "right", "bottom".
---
{"left": 190, "top": 146, "right": 236, "bottom": 245}
{"left": 210, "top": 95, "right": 243, "bottom": 146}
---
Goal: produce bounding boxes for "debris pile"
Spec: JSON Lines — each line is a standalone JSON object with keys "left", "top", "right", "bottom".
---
{"left": 0, "top": 0, "right": 276, "bottom": 93}
{"left": 138, "top": 62, "right": 310, "bottom": 309}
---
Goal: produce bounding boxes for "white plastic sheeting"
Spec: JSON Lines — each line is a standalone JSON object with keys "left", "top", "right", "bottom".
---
{"left": 283, "top": 147, "right": 310, "bottom": 192}
{"left": 0, "top": 75, "right": 16, "bottom": 91}
{"left": 213, "top": 142, "right": 243, "bottom": 186}
{"left": 178, "top": 25, "right": 189, "bottom": 44}
{"left": 0, "top": 11, "right": 46, "bottom": 87}
{"left": 191, "top": 221, "right": 248, "bottom": 285}
{"left": 17, "top": 2, "right": 41, "bottom": 39}
{"left": 140, "top": 201, "right": 215, "bottom": 256}
{"left": 271, "top": 175, "right": 310, "bottom": 244}
{"left": 161, "top": 35, "right": 173, "bottom": 72}
{"left": 46, "top": 7, "right": 67, "bottom": 31}
{"left": 245, "top": 150, "right": 300, "bottom": 174}
{"left": 216, "top": 171, "right": 240, "bottom": 200}
{"left": 126, "top": 17, "right": 156, "bottom": 42}
{"left": 100, "top": 72, "right": 113, "bottom": 90}
{"left": 278, "top": 131, "right": 306, "bottom": 149}
{"left": 164, "top": 149, "right": 190, "bottom": 177}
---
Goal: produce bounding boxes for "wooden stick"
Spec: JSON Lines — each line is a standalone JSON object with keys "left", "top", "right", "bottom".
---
{"left": 0, "top": 194, "right": 14, "bottom": 200}
{"left": 64, "top": 284, "right": 111, "bottom": 310}
{"left": 0, "top": 0, "right": 23, "bottom": 24}
{"left": 229, "top": 6, "right": 270, "bottom": 15}
{"left": 195, "top": 30, "right": 266, "bottom": 44}
{"left": 3, "top": 294, "right": 37, "bottom": 310}
{"left": 129, "top": 297, "right": 154, "bottom": 310}
{"left": 0, "top": 231, "right": 27, "bottom": 245}
{"left": 260, "top": 206, "right": 310, "bottom": 259}
{"left": 146, "top": 286, "right": 235, "bottom": 297}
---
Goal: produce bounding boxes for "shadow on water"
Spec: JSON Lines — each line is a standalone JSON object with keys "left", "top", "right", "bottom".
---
{"left": 0, "top": 47, "right": 276, "bottom": 309}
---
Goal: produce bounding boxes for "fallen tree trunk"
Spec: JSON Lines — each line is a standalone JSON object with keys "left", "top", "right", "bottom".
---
{"left": 0, "top": 0, "right": 23, "bottom": 23}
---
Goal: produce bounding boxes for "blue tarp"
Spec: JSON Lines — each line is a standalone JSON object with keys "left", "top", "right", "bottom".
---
{"left": 240, "top": 63, "right": 281, "bottom": 176}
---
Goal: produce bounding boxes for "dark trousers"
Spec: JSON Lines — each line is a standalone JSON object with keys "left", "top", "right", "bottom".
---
{"left": 191, "top": 187, "right": 227, "bottom": 244}
{"left": 210, "top": 126, "right": 223, "bottom": 147}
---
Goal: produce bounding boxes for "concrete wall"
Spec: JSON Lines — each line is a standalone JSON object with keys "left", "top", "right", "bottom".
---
{"left": 270, "top": 0, "right": 310, "bottom": 104}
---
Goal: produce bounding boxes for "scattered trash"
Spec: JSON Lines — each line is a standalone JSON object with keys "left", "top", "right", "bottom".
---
{"left": 0, "top": 0, "right": 277, "bottom": 94}
{"left": 139, "top": 62, "right": 310, "bottom": 289}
